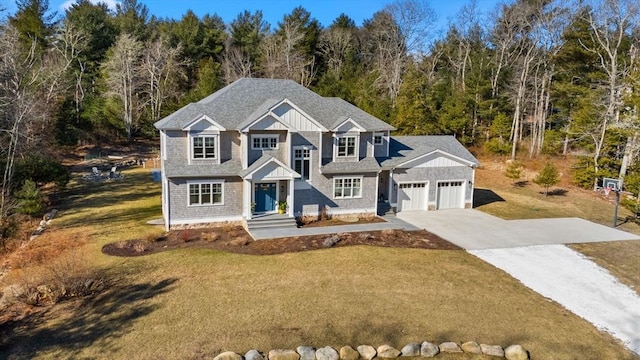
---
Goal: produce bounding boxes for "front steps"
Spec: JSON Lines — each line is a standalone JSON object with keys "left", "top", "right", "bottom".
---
{"left": 246, "top": 213, "right": 297, "bottom": 230}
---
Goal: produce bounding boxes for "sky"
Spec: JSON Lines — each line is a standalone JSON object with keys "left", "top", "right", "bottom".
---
{"left": 4, "top": 0, "right": 503, "bottom": 31}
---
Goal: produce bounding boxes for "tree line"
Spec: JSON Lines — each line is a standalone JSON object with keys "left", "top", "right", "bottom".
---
{"left": 1, "top": 0, "right": 639, "bottom": 220}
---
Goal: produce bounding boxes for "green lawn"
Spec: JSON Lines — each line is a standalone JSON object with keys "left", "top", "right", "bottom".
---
{"left": 1, "top": 166, "right": 637, "bottom": 359}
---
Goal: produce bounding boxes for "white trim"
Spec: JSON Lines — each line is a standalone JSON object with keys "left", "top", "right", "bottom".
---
{"left": 251, "top": 134, "right": 279, "bottom": 150}
{"left": 187, "top": 179, "right": 225, "bottom": 207}
{"left": 373, "top": 132, "right": 384, "bottom": 145}
{"left": 242, "top": 157, "right": 300, "bottom": 180}
{"left": 182, "top": 115, "right": 226, "bottom": 131}
{"left": 160, "top": 131, "right": 167, "bottom": 160}
{"left": 333, "top": 133, "right": 359, "bottom": 161}
{"left": 188, "top": 133, "right": 219, "bottom": 163}
{"left": 333, "top": 176, "right": 364, "bottom": 199}
{"left": 332, "top": 117, "right": 366, "bottom": 132}
{"left": 242, "top": 112, "right": 296, "bottom": 133}
{"left": 169, "top": 215, "right": 244, "bottom": 227}
{"left": 385, "top": 131, "right": 390, "bottom": 156}
{"left": 395, "top": 149, "right": 476, "bottom": 168}
{"left": 252, "top": 181, "right": 279, "bottom": 214}
{"left": 293, "top": 145, "right": 312, "bottom": 182}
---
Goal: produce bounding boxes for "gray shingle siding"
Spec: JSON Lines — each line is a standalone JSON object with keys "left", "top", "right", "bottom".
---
{"left": 168, "top": 176, "right": 243, "bottom": 222}
{"left": 391, "top": 166, "right": 473, "bottom": 206}
{"left": 248, "top": 131, "right": 287, "bottom": 164}
{"left": 295, "top": 173, "right": 378, "bottom": 216}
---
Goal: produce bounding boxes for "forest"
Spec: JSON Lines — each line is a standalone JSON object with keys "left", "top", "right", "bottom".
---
{"left": 0, "top": 0, "right": 639, "bottom": 221}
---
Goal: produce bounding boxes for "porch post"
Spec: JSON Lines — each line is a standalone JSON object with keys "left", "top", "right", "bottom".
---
{"left": 244, "top": 179, "right": 252, "bottom": 220}
{"left": 288, "top": 178, "right": 294, "bottom": 218}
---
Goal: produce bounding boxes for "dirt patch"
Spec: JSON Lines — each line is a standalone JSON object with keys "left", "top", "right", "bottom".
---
{"left": 102, "top": 226, "right": 460, "bottom": 257}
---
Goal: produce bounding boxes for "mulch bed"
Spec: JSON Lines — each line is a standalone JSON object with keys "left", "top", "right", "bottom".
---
{"left": 102, "top": 226, "right": 460, "bottom": 257}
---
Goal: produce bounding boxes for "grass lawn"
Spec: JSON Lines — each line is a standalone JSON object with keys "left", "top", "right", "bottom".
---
{"left": 1, "top": 166, "right": 638, "bottom": 359}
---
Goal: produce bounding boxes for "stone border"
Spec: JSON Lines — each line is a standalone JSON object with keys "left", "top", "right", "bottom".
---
{"left": 29, "top": 209, "right": 58, "bottom": 241}
{"left": 211, "top": 343, "right": 529, "bottom": 360}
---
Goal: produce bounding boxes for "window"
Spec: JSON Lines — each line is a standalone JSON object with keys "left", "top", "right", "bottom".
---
{"left": 294, "top": 147, "right": 311, "bottom": 180}
{"left": 334, "top": 177, "right": 362, "bottom": 199}
{"left": 189, "top": 182, "right": 223, "bottom": 205}
{"left": 192, "top": 136, "right": 216, "bottom": 159}
{"left": 252, "top": 135, "right": 279, "bottom": 149}
{"left": 374, "top": 133, "right": 384, "bottom": 145}
{"left": 337, "top": 136, "right": 356, "bottom": 157}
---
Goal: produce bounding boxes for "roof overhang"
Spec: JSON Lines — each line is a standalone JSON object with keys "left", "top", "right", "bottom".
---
{"left": 241, "top": 156, "right": 301, "bottom": 180}
{"left": 182, "top": 115, "right": 226, "bottom": 132}
{"left": 395, "top": 149, "right": 478, "bottom": 169}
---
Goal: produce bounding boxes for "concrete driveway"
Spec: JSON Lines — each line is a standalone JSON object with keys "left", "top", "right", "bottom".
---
{"left": 397, "top": 209, "right": 640, "bottom": 354}
{"left": 396, "top": 209, "right": 639, "bottom": 250}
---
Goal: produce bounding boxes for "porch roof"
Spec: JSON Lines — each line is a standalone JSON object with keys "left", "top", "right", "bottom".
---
{"left": 240, "top": 155, "right": 300, "bottom": 180}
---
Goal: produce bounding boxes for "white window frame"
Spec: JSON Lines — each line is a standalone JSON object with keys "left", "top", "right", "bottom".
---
{"left": 251, "top": 134, "right": 279, "bottom": 150}
{"left": 333, "top": 176, "right": 363, "bottom": 199}
{"left": 335, "top": 134, "right": 358, "bottom": 159}
{"left": 190, "top": 134, "right": 218, "bottom": 160}
{"left": 293, "top": 146, "right": 312, "bottom": 181}
{"left": 187, "top": 180, "right": 224, "bottom": 206}
{"left": 373, "top": 132, "right": 385, "bottom": 146}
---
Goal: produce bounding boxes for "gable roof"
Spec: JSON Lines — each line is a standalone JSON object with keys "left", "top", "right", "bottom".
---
{"left": 379, "top": 136, "right": 479, "bottom": 169}
{"left": 154, "top": 78, "right": 395, "bottom": 132}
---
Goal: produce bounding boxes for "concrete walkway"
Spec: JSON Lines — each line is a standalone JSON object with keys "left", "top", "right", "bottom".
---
{"left": 249, "top": 215, "right": 420, "bottom": 240}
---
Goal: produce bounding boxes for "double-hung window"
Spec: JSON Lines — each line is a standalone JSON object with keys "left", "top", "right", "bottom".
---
{"left": 334, "top": 177, "right": 362, "bottom": 199}
{"left": 337, "top": 136, "right": 356, "bottom": 157}
{"left": 189, "top": 181, "right": 223, "bottom": 205}
{"left": 294, "top": 147, "right": 311, "bottom": 181}
{"left": 252, "top": 135, "right": 278, "bottom": 150}
{"left": 192, "top": 136, "right": 216, "bottom": 159}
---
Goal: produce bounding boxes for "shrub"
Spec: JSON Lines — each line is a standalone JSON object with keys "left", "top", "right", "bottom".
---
{"left": 484, "top": 138, "right": 511, "bottom": 155}
{"left": 620, "top": 198, "right": 640, "bottom": 219}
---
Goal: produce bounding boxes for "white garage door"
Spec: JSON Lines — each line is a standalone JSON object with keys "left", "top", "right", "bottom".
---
{"left": 397, "top": 183, "right": 427, "bottom": 212}
{"left": 437, "top": 181, "right": 464, "bottom": 209}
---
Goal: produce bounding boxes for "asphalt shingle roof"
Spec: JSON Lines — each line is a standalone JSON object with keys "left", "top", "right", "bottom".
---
{"left": 379, "top": 136, "right": 479, "bottom": 168}
{"left": 154, "top": 78, "right": 395, "bottom": 132}
{"left": 164, "top": 159, "right": 243, "bottom": 178}
{"left": 320, "top": 157, "right": 381, "bottom": 174}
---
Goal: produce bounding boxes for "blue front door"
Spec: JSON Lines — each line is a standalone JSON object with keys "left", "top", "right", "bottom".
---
{"left": 255, "top": 183, "right": 277, "bottom": 212}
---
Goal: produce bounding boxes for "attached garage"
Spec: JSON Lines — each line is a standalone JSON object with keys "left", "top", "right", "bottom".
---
{"left": 436, "top": 181, "right": 465, "bottom": 209}
{"left": 397, "top": 182, "right": 427, "bottom": 212}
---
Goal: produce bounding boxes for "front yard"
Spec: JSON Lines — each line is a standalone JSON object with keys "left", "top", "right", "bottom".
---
{"left": 0, "top": 164, "right": 638, "bottom": 359}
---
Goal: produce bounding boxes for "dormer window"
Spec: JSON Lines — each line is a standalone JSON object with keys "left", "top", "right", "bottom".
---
{"left": 337, "top": 136, "right": 356, "bottom": 157}
{"left": 252, "top": 135, "right": 279, "bottom": 150}
{"left": 192, "top": 135, "right": 217, "bottom": 159}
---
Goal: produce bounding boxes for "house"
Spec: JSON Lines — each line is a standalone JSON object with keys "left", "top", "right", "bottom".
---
{"left": 154, "top": 78, "right": 479, "bottom": 230}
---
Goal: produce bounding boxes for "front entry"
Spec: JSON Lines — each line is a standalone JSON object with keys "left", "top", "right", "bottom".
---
{"left": 255, "top": 182, "right": 277, "bottom": 212}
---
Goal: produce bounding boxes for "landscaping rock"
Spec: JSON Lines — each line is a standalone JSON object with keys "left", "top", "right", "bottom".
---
{"left": 357, "top": 345, "right": 376, "bottom": 360}
{"left": 376, "top": 345, "right": 400, "bottom": 358}
{"left": 480, "top": 344, "right": 504, "bottom": 357}
{"left": 438, "top": 342, "right": 462, "bottom": 353}
{"left": 214, "top": 351, "right": 243, "bottom": 360}
{"left": 420, "top": 342, "right": 439, "bottom": 357}
{"left": 316, "top": 346, "right": 339, "bottom": 360}
{"left": 505, "top": 345, "right": 529, "bottom": 360}
{"left": 461, "top": 341, "right": 481, "bottom": 354}
{"left": 323, "top": 235, "right": 342, "bottom": 247}
{"left": 246, "top": 350, "right": 265, "bottom": 360}
{"left": 339, "top": 346, "right": 359, "bottom": 360}
{"left": 399, "top": 343, "right": 420, "bottom": 357}
{"left": 297, "top": 346, "right": 316, "bottom": 360}
{"left": 269, "top": 349, "right": 300, "bottom": 360}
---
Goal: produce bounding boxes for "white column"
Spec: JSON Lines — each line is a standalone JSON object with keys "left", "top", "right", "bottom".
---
{"left": 244, "top": 179, "right": 252, "bottom": 219}
{"left": 288, "top": 178, "right": 294, "bottom": 218}
{"left": 388, "top": 170, "right": 394, "bottom": 205}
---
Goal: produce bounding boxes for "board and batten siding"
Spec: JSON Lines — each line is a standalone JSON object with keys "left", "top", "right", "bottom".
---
{"left": 168, "top": 176, "right": 243, "bottom": 223}
{"left": 272, "top": 102, "right": 321, "bottom": 131}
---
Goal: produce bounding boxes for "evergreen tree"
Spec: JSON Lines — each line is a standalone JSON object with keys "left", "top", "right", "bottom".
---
{"left": 534, "top": 162, "right": 560, "bottom": 196}
{"left": 504, "top": 160, "right": 524, "bottom": 186}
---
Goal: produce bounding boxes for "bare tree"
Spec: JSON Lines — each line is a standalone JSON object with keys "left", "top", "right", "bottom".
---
{"left": 581, "top": 0, "right": 639, "bottom": 172}
{"left": 141, "top": 36, "right": 187, "bottom": 122}
{"left": 222, "top": 40, "right": 253, "bottom": 84}
{"left": 103, "top": 33, "right": 143, "bottom": 141}
{"left": 318, "top": 26, "right": 353, "bottom": 76}
{"left": 0, "top": 26, "right": 40, "bottom": 218}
